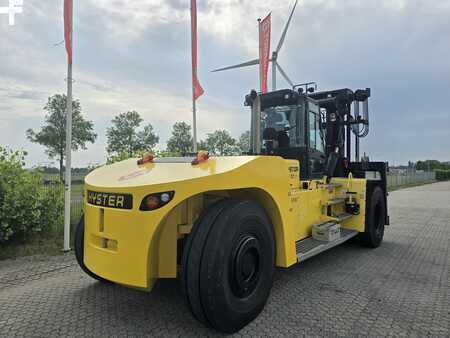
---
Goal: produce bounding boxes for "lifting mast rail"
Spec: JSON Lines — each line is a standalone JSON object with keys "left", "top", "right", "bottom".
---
{"left": 309, "top": 88, "right": 371, "bottom": 164}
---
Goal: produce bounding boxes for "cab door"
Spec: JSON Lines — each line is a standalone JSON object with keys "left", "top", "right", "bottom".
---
{"left": 307, "top": 100, "right": 326, "bottom": 179}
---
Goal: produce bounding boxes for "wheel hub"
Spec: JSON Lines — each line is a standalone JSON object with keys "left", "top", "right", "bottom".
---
{"left": 230, "top": 235, "right": 261, "bottom": 298}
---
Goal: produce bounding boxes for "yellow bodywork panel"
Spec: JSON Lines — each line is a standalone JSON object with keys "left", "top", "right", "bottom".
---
{"left": 83, "top": 156, "right": 367, "bottom": 291}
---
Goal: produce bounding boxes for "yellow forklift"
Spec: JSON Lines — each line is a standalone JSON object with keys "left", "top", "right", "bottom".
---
{"left": 75, "top": 85, "right": 389, "bottom": 333}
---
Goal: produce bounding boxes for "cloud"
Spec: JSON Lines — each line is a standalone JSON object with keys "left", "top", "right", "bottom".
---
{"left": 0, "top": 85, "right": 47, "bottom": 101}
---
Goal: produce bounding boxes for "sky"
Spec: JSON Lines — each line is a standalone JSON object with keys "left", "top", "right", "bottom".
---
{"left": 1, "top": 0, "right": 449, "bottom": 168}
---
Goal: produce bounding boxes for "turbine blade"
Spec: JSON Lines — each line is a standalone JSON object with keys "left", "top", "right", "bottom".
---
{"left": 276, "top": 63, "right": 294, "bottom": 87}
{"left": 276, "top": 0, "right": 299, "bottom": 53}
{"left": 211, "top": 59, "right": 260, "bottom": 72}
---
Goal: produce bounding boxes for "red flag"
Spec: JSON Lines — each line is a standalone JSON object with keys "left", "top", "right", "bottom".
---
{"left": 64, "top": 0, "right": 73, "bottom": 65}
{"left": 191, "top": 0, "right": 204, "bottom": 101}
{"left": 259, "top": 13, "right": 271, "bottom": 93}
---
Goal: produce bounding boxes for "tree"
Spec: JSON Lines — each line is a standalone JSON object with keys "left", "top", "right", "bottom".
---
{"left": 197, "top": 140, "right": 209, "bottom": 152}
{"left": 106, "top": 111, "right": 159, "bottom": 158}
{"left": 27, "top": 94, "right": 97, "bottom": 180}
{"left": 167, "top": 122, "right": 193, "bottom": 155}
{"left": 205, "top": 130, "right": 238, "bottom": 156}
{"left": 416, "top": 160, "right": 450, "bottom": 171}
{"left": 237, "top": 130, "right": 250, "bottom": 154}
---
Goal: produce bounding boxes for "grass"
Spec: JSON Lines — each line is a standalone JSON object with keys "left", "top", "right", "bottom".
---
{"left": 0, "top": 232, "right": 65, "bottom": 261}
{"left": 0, "top": 218, "right": 80, "bottom": 261}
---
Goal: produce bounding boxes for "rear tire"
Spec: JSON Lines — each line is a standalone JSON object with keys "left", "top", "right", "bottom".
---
{"left": 74, "top": 216, "right": 108, "bottom": 282}
{"left": 359, "top": 186, "right": 386, "bottom": 248}
{"left": 181, "top": 199, "right": 275, "bottom": 333}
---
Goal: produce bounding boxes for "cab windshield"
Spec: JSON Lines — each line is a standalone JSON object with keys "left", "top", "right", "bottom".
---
{"left": 261, "top": 105, "right": 305, "bottom": 148}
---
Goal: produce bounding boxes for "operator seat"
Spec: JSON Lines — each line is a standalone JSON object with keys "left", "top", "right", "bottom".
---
{"left": 278, "top": 131, "right": 290, "bottom": 148}
{"left": 263, "top": 128, "right": 278, "bottom": 155}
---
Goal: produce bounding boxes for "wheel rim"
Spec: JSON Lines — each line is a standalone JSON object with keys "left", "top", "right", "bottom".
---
{"left": 230, "top": 235, "right": 262, "bottom": 298}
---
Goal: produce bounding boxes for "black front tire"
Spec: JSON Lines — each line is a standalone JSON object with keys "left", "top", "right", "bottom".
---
{"left": 181, "top": 199, "right": 275, "bottom": 334}
{"left": 74, "top": 216, "right": 108, "bottom": 282}
{"left": 359, "top": 186, "right": 386, "bottom": 248}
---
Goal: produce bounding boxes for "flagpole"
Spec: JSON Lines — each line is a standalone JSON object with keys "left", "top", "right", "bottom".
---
{"left": 191, "top": 0, "right": 198, "bottom": 153}
{"left": 192, "top": 98, "right": 198, "bottom": 153}
{"left": 63, "top": 0, "right": 73, "bottom": 252}
{"left": 190, "top": 0, "right": 204, "bottom": 153}
{"left": 191, "top": 1, "right": 198, "bottom": 153}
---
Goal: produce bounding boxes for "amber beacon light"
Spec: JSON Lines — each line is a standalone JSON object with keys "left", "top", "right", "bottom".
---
{"left": 191, "top": 151, "right": 210, "bottom": 165}
{"left": 137, "top": 152, "right": 155, "bottom": 165}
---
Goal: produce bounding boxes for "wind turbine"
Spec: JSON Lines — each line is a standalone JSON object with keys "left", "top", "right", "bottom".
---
{"left": 212, "top": 0, "right": 298, "bottom": 91}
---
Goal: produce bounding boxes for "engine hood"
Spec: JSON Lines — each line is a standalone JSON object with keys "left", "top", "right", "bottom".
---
{"left": 85, "top": 156, "right": 259, "bottom": 189}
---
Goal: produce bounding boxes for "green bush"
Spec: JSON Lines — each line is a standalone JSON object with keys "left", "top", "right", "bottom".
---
{"left": 435, "top": 169, "right": 450, "bottom": 181}
{"left": 0, "top": 147, "right": 64, "bottom": 244}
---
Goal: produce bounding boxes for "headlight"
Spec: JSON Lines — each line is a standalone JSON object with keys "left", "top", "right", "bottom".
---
{"left": 140, "top": 191, "right": 175, "bottom": 211}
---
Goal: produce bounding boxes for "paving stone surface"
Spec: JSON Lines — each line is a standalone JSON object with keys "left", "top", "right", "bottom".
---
{"left": 0, "top": 182, "right": 449, "bottom": 337}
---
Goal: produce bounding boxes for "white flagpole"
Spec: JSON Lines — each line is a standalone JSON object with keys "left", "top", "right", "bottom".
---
{"left": 191, "top": 0, "right": 198, "bottom": 153}
{"left": 192, "top": 99, "right": 198, "bottom": 153}
{"left": 63, "top": 0, "right": 73, "bottom": 252}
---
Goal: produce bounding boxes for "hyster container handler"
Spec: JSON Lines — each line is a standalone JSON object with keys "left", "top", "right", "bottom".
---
{"left": 75, "top": 86, "right": 389, "bottom": 333}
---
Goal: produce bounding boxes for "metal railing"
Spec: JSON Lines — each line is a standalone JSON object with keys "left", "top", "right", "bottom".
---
{"left": 387, "top": 171, "right": 435, "bottom": 189}
{"left": 42, "top": 181, "right": 84, "bottom": 227}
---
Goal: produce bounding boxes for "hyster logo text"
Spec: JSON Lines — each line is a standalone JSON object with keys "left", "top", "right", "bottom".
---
{"left": 0, "top": 0, "right": 23, "bottom": 26}
{"left": 87, "top": 191, "right": 133, "bottom": 210}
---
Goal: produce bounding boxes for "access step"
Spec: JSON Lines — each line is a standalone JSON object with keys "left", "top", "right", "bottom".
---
{"left": 296, "top": 229, "right": 359, "bottom": 262}
{"left": 326, "top": 198, "right": 346, "bottom": 206}
{"left": 333, "top": 212, "right": 353, "bottom": 222}
{"left": 321, "top": 182, "right": 342, "bottom": 189}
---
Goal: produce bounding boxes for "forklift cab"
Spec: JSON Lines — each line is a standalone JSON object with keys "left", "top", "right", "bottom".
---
{"left": 247, "top": 89, "right": 326, "bottom": 180}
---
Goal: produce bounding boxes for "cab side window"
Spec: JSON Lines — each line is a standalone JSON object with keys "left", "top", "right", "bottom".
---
{"left": 308, "top": 103, "right": 326, "bottom": 179}
{"left": 309, "top": 111, "right": 324, "bottom": 153}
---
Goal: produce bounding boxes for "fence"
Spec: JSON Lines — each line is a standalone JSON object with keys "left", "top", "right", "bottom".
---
{"left": 43, "top": 173, "right": 86, "bottom": 184}
{"left": 387, "top": 171, "right": 436, "bottom": 189}
{"left": 71, "top": 199, "right": 84, "bottom": 227}
{"left": 42, "top": 181, "right": 84, "bottom": 228}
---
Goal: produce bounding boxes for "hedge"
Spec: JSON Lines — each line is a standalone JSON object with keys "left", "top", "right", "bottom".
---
{"left": 435, "top": 170, "right": 450, "bottom": 181}
{"left": 0, "top": 147, "right": 63, "bottom": 244}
